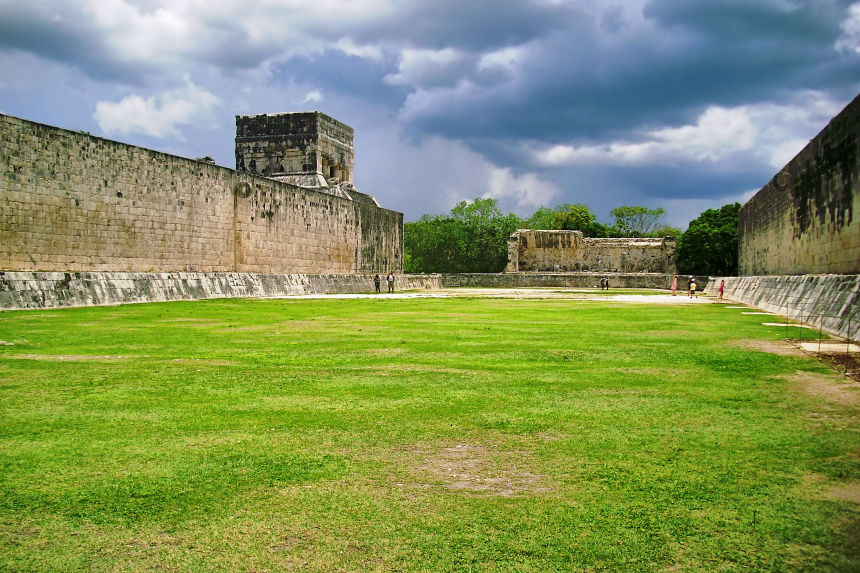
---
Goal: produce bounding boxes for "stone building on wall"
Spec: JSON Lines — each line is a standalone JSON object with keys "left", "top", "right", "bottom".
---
{"left": 506, "top": 230, "right": 676, "bottom": 273}
{"left": 235, "top": 112, "right": 367, "bottom": 201}
{"left": 0, "top": 111, "right": 402, "bottom": 274}
{"left": 738, "top": 94, "right": 859, "bottom": 275}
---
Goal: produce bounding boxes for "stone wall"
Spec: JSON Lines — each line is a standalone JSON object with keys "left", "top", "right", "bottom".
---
{"left": 0, "top": 113, "right": 402, "bottom": 274}
{"left": 0, "top": 272, "right": 441, "bottom": 310}
{"left": 506, "top": 230, "right": 676, "bottom": 273}
{"left": 739, "top": 94, "right": 859, "bottom": 275}
{"left": 706, "top": 275, "right": 860, "bottom": 342}
{"left": 441, "top": 272, "right": 676, "bottom": 289}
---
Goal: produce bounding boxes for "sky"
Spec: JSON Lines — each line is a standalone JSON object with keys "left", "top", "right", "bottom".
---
{"left": 1, "top": 0, "right": 858, "bottom": 229}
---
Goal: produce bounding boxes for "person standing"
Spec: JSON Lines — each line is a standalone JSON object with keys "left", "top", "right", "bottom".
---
{"left": 386, "top": 271, "right": 395, "bottom": 293}
{"left": 671, "top": 273, "right": 678, "bottom": 296}
{"left": 719, "top": 279, "right": 725, "bottom": 299}
{"left": 374, "top": 274, "right": 381, "bottom": 293}
{"left": 689, "top": 278, "right": 697, "bottom": 298}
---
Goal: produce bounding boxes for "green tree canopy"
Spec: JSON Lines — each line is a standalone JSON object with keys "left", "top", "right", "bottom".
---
{"left": 676, "top": 202, "right": 742, "bottom": 276}
{"left": 404, "top": 198, "right": 521, "bottom": 273}
{"left": 609, "top": 206, "right": 666, "bottom": 236}
{"left": 525, "top": 204, "right": 609, "bottom": 237}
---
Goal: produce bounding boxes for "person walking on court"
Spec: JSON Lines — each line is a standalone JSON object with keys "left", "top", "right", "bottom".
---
{"left": 671, "top": 273, "right": 678, "bottom": 296}
{"left": 719, "top": 279, "right": 725, "bottom": 299}
{"left": 689, "top": 278, "right": 697, "bottom": 298}
{"left": 386, "top": 271, "right": 395, "bottom": 293}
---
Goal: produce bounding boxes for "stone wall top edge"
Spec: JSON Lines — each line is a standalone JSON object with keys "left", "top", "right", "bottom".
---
{"left": 235, "top": 110, "right": 353, "bottom": 133}
{"left": 709, "top": 273, "right": 860, "bottom": 279}
{"left": 744, "top": 93, "right": 860, "bottom": 210}
{"left": 0, "top": 271, "right": 413, "bottom": 280}
{"left": 511, "top": 230, "right": 671, "bottom": 242}
{"left": 0, "top": 112, "right": 233, "bottom": 174}
{"left": 1, "top": 112, "right": 402, "bottom": 222}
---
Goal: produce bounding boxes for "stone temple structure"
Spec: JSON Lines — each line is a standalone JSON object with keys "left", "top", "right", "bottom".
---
{"left": 506, "top": 230, "right": 676, "bottom": 273}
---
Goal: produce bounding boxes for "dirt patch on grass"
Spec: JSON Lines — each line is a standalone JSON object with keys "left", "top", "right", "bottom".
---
{"left": 170, "top": 358, "right": 239, "bottom": 367}
{"left": 782, "top": 371, "right": 860, "bottom": 407}
{"left": 730, "top": 339, "right": 807, "bottom": 357}
{"left": 825, "top": 481, "right": 860, "bottom": 505}
{"left": 366, "top": 348, "right": 407, "bottom": 357}
{"left": 12, "top": 354, "right": 135, "bottom": 362}
{"left": 413, "top": 444, "right": 552, "bottom": 497}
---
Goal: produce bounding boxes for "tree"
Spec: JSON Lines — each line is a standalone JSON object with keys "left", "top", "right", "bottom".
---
{"left": 525, "top": 206, "right": 557, "bottom": 230}
{"left": 404, "top": 198, "right": 522, "bottom": 273}
{"left": 609, "top": 206, "right": 666, "bottom": 236}
{"left": 525, "top": 204, "right": 609, "bottom": 237}
{"left": 676, "top": 202, "right": 742, "bottom": 276}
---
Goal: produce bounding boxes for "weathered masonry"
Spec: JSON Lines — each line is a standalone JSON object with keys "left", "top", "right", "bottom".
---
{"left": 506, "top": 230, "right": 676, "bottom": 273}
{"left": 0, "top": 112, "right": 402, "bottom": 274}
{"left": 738, "top": 93, "right": 859, "bottom": 275}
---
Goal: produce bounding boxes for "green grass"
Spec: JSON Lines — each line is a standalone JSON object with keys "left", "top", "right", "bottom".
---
{"left": 0, "top": 296, "right": 857, "bottom": 571}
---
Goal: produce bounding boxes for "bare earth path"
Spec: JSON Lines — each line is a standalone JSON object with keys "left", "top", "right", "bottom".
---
{"left": 272, "top": 288, "right": 715, "bottom": 303}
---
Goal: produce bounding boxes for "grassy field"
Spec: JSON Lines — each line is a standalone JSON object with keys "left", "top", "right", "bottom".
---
{"left": 0, "top": 294, "right": 858, "bottom": 571}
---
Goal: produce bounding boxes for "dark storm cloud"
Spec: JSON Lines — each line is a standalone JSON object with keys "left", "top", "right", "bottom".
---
{"left": 0, "top": 2, "right": 137, "bottom": 82}
{"left": 354, "top": 0, "right": 579, "bottom": 52}
{"left": 270, "top": 50, "right": 410, "bottom": 108}
{"left": 0, "top": 2, "right": 314, "bottom": 84}
{"left": 397, "top": 0, "right": 859, "bottom": 149}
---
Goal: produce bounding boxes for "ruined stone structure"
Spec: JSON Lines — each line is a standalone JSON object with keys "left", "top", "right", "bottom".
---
{"left": 0, "top": 112, "right": 402, "bottom": 275}
{"left": 505, "top": 230, "right": 676, "bottom": 273}
{"left": 739, "top": 94, "right": 859, "bottom": 275}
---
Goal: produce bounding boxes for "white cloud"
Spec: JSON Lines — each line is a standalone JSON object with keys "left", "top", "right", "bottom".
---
{"left": 534, "top": 105, "right": 758, "bottom": 167}
{"left": 384, "top": 48, "right": 468, "bottom": 87}
{"left": 836, "top": 2, "right": 860, "bottom": 53}
{"left": 93, "top": 76, "right": 219, "bottom": 139}
{"left": 335, "top": 38, "right": 384, "bottom": 60}
{"left": 300, "top": 90, "right": 323, "bottom": 105}
{"left": 485, "top": 167, "right": 559, "bottom": 213}
{"left": 477, "top": 46, "right": 527, "bottom": 72}
{"left": 531, "top": 91, "right": 846, "bottom": 170}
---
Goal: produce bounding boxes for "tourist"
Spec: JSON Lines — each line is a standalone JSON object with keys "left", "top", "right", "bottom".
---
{"left": 387, "top": 271, "right": 395, "bottom": 293}
{"left": 671, "top": 273, "right": 678, "bottom": 296}
{"left": 374, "top": 274, "right": 381, "bottom": 293}
{"left": 719, "top": 279, "right": 725, "bottom": 299}
{"left": 689, "top": 278, "right": 697, "bottom": 298}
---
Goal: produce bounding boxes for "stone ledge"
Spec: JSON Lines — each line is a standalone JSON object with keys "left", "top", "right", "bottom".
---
{"left": 706, "top": 275, "right": 860, "bottom": 342}
{"left": 0, "top": 272, "right": 442, "bottom": 310}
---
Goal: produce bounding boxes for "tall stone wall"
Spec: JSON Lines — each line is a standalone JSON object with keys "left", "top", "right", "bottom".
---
{"left": 506, "top": 230, "right": 676, "bottom": 273}
{"left": 0, "top": 114, "right": 402, "bottom": 274}
{"left": 739, "top": 94, "right": 859, "bottom": 275}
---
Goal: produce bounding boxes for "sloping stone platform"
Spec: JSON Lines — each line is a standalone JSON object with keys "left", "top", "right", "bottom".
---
{"left": 706, "top": 275, "right": 860, "bottom": 342}
{"left": 0, "top": 272, "right": 443, "bottom": 310}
